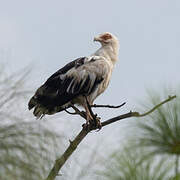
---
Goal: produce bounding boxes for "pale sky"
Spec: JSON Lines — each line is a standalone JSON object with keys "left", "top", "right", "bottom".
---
{"left": 0, "top": 0, "right": 180, "bottom": 179}
{"left": 0, "top": 0, "right": 179, "bottom": 103}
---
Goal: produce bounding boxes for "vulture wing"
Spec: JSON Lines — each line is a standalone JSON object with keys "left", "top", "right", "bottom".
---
{"left": 28, "top": 56, "right": 108, "bottom": 117}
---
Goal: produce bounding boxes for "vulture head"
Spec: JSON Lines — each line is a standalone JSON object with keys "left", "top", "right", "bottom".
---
{"left": 94, "top": 32, "right": 119, "bottom": 47}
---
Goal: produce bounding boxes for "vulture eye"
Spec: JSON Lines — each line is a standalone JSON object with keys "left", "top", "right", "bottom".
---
{"left": 101, "top": 34, "right": 112, "bottom": 41}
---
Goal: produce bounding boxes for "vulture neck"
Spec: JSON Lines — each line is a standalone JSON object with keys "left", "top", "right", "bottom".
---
{"left": 94, "top": 42, "right": 119, "bottom": 65}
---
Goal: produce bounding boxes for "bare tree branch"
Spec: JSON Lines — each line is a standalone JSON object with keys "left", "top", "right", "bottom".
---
{"left": 64, "top": 102, "right": 126, "bottom": 120}
{"left": 134, "top": 95, "right": 176, "bottom": 117}
{"left": 91, "top": 102, "right": 126, "bottom": 108}
{"left": 45, "top": 95, "right": 176, "bottom": 180}
{"left": 64, "top": 109, "right": 77, "bottom": 115}
{"left": 70, "top": 104, "right": 86, "bottom": 119}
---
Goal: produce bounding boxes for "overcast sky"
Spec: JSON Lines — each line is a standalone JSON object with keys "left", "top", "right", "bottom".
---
{"left": 0, "top": 0, "right": 180, "bottom": 178}
{"left": 1, "top": 0, "right": 179, "bottom": 99}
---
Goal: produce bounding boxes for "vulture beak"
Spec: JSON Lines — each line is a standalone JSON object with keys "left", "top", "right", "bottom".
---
{"left": 94, "top": 37, "right": 101, "bottom": 42}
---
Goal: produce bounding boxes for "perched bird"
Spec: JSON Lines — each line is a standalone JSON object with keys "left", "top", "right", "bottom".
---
{"left": 28, "top": 32, "right": 119, "bottom": 127}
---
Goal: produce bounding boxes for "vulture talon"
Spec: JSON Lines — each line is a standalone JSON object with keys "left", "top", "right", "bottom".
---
{"left": 82, "top": 121, "right": 91, "bottom": 131}
{"left": 95, "top": 117, "right": 102, "bottom": 130}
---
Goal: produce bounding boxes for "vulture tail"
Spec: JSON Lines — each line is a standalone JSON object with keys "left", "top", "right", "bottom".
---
{"left": 28, "top": 96, "right": 46, "bottom": 119}
{"left": 28, "top": 96, "right": 38, "bottom": 110}
{"left": 28, "top": 95, "right": 67, "bottom": 119}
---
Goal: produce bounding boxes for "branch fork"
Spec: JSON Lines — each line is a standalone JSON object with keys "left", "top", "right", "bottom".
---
{"left": 45, "top": 95, "right": 176, "bottom": 180}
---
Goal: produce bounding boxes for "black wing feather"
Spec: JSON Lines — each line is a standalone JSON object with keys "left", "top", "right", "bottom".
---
{"left": 45, "top": 57, "right": 85, "bottom": 88}
{"left": 28, "top": 56, "right": 103, "bottom": 114}
{"left": 29, "top": 57, "right": 85, "bottom": 109}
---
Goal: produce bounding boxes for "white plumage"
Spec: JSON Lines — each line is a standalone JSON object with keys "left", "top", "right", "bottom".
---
{"left": 28, "top": 32, "right": 119, "bottom": 124}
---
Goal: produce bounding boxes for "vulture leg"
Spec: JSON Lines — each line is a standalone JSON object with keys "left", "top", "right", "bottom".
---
{"left": 83, "top": 96, "right": 102, "bottom": 130}
{"left": 84, "top": 103, "right": 93, "bottom": 129}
